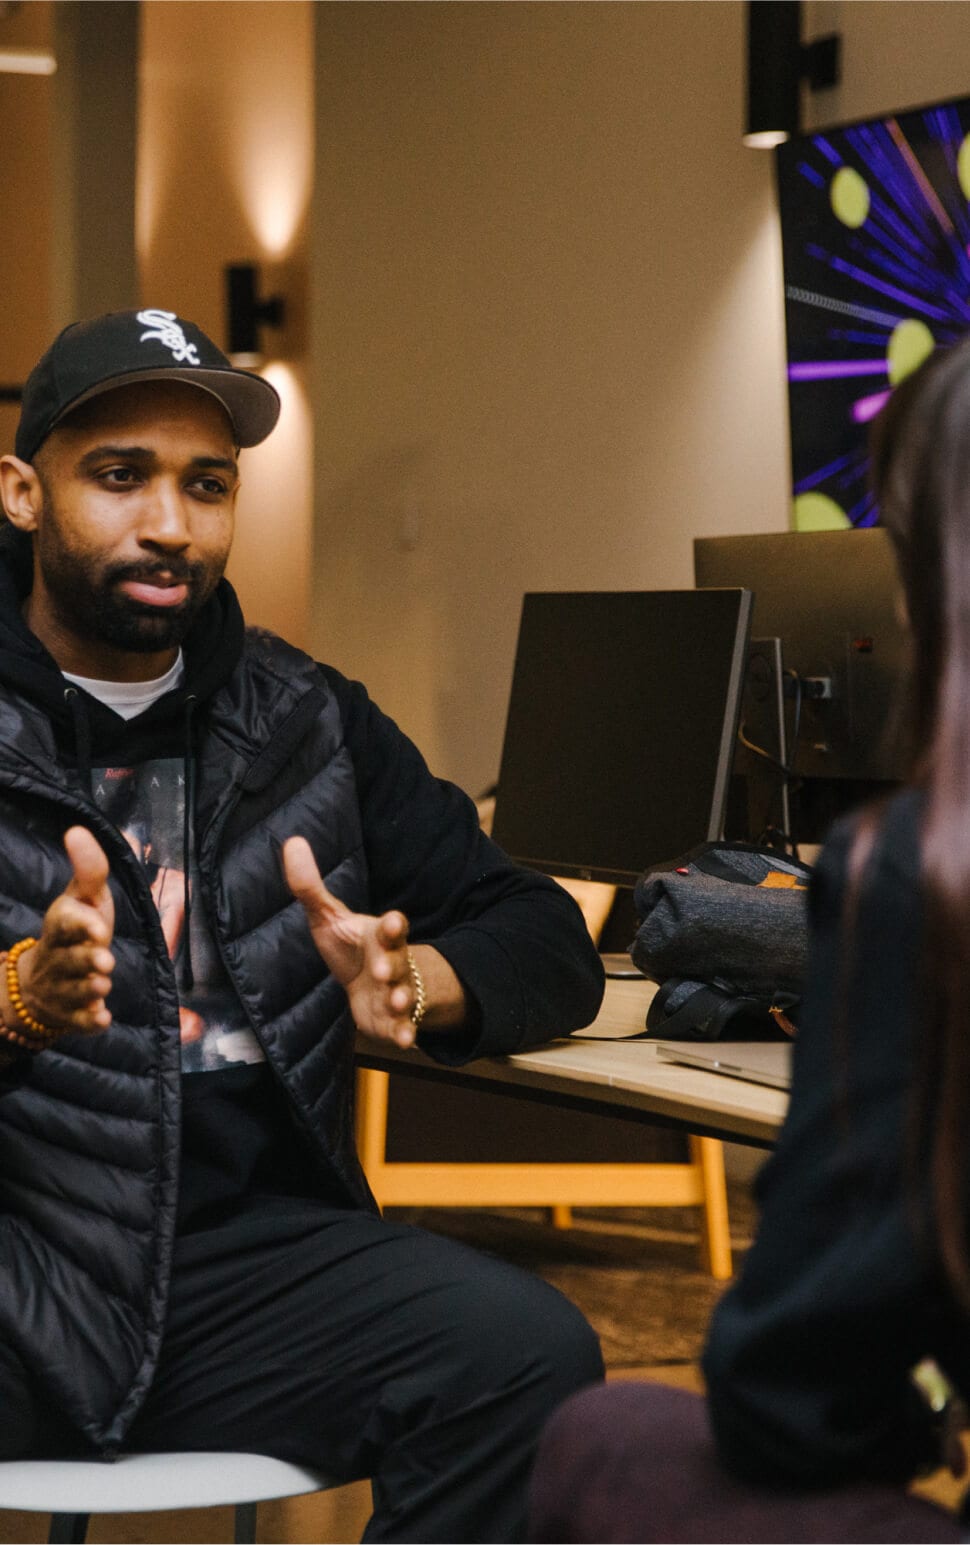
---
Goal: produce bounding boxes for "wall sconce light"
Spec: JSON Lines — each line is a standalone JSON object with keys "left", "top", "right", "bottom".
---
{"left": 744, "top": 1, "right": 841, "bottom": 149}
{"left": 0, "top": 46, "right": 56, "bottom": 75}
{"left": 0, "top": 2, "right": 55, "bottom": 75}
{"left": 224, "top": 263, "right": 285, "bottom": 367}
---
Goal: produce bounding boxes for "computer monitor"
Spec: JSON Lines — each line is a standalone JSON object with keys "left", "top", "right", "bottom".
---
{"left": 693, "top": 530, "right": 911, "bottom": 842}
{"left": 490, "top": 589, "right": 753, "bottom": 885}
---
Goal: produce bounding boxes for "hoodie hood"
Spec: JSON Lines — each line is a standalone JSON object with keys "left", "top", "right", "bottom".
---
{"left": 0, "top": 522, "right": 246, "bottom": 766}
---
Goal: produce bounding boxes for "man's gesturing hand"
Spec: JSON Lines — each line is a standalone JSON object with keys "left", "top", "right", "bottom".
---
{"left": 10, "top": 826, "right": 116, "bottom": 1037}
{"left": 283, "top": 835, "right": 420, "bottom": 1048}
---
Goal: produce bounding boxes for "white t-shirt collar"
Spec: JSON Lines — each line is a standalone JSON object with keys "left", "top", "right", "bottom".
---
{"left": 62, "top": 650, "right": 186, "bottom": 722}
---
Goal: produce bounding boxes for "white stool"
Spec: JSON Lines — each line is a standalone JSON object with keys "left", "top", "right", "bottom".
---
{"left": 0, "top": 1449, "right": 335, "bottom": 1543}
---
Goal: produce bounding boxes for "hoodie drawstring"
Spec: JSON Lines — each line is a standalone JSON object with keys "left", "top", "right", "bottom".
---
{"left": 63, "top": 686, "right": 93, "bottom": 792}
{"left": 180, "top": 693, "right": 198, "bottom": 993}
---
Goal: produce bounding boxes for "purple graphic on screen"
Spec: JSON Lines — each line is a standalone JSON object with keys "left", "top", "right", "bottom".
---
{"left": 777, "top": 95, "right": 970, "bottom": 527}
{"left": 788, "top": 359, "right": 889, "bottom": 380}
{"left": 852, "top": 390, "right": 891, "bottom": 424}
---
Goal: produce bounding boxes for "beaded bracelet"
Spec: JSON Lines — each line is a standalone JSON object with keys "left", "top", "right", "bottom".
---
{"left": 2, "top": 938, "right": 54, "bottom": 1046}
{"left": 0, "top": 1009, "right": 40, "bottom": 1052}
{"left": 406, "top": 947, "right": 427, "bottom": 1033}
{"left": 0, "top": 951, "right": 35, "bottom": 1050}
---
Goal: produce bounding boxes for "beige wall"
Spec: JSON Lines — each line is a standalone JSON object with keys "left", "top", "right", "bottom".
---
{"left": 138, "top": 0, "right": 314, "bottom": 648}
{"left": 0, "top": 0, "right": 54, "bottom": 456}
{"left": 805, "top": 1, "right": 970, "bottom": 127}
{"left": 310, "top": 1, "right": 790, "bottom": 797}
{"left": 310, "top": 0, "right": 970, "bottom": 798}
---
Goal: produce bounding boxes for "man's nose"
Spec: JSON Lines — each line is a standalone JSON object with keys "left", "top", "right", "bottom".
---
{"left": 138, "top": 480, "right": 191, "bottom": 548}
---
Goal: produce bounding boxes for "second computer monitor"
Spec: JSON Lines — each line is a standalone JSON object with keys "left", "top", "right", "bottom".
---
{"left": 490, "top": 588, "right": 753, "bottom": 885}
{"left": 694, "top": 530, "right": 910, "bottom": 785}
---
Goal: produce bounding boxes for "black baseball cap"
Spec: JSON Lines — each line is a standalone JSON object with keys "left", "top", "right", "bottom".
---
{"left": 15, "top": 308, "right": 281, "bottom": 463}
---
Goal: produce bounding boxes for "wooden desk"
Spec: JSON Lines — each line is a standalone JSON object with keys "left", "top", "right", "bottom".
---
{"left": 361, "top": 1034, "right": 787, "bottom": 1149}
{"left": 355, "top": 980, "right": 789, "bottom": 1280}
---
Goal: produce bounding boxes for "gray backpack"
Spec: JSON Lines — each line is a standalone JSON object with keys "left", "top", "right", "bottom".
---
{"left": 631, "top": 843, "right": 811, "bottom": 1041}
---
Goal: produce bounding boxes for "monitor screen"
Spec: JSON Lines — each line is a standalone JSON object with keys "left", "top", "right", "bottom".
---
{"left": 776, "top": 92, "right": 970, "bottom": 531}
{"left": 693, "top": 530, "right": 911, "bottom": 787}
{"left": 490, "top": 589, "right": 753, "bottom": 886}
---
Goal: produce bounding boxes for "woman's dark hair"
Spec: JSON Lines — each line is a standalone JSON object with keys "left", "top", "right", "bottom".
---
{"left": 868, "top": 336, "right": 970, "bottom": 1304}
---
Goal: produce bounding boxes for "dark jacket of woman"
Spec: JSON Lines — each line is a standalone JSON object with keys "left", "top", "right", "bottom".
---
{"left": 704, "top": 787, "right": 966, "bottom": 1485}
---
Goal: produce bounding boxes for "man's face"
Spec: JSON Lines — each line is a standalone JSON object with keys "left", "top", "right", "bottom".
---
{"left": 1, "top": 380, "right": 240, "bottom": 681}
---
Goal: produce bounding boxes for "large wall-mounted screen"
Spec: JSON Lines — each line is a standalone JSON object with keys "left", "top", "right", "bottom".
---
{"left": 777, "top": 93, "right": 970, "bottom": 531}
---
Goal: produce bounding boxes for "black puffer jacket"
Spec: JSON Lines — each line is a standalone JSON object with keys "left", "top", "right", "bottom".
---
{"left": 0, "top": 535, "right": 605, "bottom": 1452}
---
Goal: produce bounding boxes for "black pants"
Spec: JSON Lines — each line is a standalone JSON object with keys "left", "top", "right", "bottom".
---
{"left": 0, "top": 1202, "right": 604, "bottom": 1543}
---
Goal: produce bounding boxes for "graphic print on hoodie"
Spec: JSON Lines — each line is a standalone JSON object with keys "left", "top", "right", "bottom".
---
{"left": 91, "top": 760, "right": 264, "bottom": 1072}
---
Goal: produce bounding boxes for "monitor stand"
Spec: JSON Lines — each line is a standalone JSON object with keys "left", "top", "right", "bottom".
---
{"left": 731, "top": 636, "right": 790, "bottom": 846}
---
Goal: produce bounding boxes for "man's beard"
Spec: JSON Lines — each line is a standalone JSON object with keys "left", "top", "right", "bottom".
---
{"left": 35, "top": 523, "right": 221, "bottom": 655}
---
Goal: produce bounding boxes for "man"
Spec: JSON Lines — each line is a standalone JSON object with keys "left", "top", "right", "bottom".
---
{"left": 0, "top": 310, "right": 605, "bottom": 1541}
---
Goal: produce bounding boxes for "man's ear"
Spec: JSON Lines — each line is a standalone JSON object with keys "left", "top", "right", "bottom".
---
{"left": 0, "top": 455, "right": 43, "bottom": 532}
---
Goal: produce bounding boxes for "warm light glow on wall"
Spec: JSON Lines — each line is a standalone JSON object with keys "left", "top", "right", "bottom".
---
{"left": 0, "top": 47, "right": 56, "bottom": 75}
{"left": 136, "top": 1, "right": 314, "bottom": 646}
{"left": 229, "top": 358, "right": 312, "bottom": 646}
{"left": 235, "top": 361, "right": 312, "bottom": 493}
{"left": 137, "top": 2, "right": 313, "bottom": 268}
{"left": 135, "top": 130, "right": 164, "bottom": 261}
{"left": 231, "top": 126, "right": 312, "bottom": 259}
{"left": 253, "top": 361, "right": 313, "bottom": 519}
{"left": 260, "top": 361, "right": 308, "bottom": 430}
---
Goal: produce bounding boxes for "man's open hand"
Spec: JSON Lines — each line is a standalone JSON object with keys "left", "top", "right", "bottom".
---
{"left": 12, "top": 826, "right": 116, "bottom": 1036}
{"left": 283, "top": 835, "right": 420, "bottom": 1047}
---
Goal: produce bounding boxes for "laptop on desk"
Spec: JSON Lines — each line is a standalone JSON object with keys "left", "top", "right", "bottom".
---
{"left": 654, "top": 1040, "right": 792, "bottom": 1091}
{"left": 599, "top": 952, "right": 645, "bottom": 979}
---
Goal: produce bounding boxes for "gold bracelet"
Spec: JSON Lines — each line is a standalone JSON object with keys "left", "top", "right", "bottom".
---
{"left": 406, "top": 947, "right": 427, "bottom": 1033}
{"left": 4, "top": 938, "right": 54, "bottom": 1042}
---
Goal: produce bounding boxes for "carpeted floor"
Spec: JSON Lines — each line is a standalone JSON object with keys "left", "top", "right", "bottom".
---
{"left": 392, "top": 1180, "right": 758, "bottom": 1371}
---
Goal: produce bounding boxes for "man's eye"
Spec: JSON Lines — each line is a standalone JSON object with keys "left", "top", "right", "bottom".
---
{"left": 100, "top": 467, "right": 140, "bottom": 487}
{"left": 192, "top": 477, "right": 229, "bottom": 498}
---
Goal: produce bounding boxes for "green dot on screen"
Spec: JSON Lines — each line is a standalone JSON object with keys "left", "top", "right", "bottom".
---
{"left": 959, "top": 134, "right": 970, "bottom": 201}
{"left": 830, "top": 166, "right": 870, "bottom": 229}
{"left": 887, "top": 319, "right": 935, "bottom": 386}
{"left": 793, "top": 493, "right": 851, "bottom": 532}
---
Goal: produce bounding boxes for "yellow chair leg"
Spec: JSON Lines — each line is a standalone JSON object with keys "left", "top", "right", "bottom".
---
{"left": 356, "top": 1068, "right": 733, "bottom": 1279}
{"left": 690, "top": 1135, "right": 732, "bottom": 1280}
{"left": 355, "top": 1067, "right": 390, "bottom": 1204}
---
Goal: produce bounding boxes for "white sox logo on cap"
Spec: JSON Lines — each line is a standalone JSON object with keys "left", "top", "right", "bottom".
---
{"left": 136, "top": 309, "right": 202, "bottom": 365}
{"left": 15, "top": 308, "right": 281, "bottom": 462}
